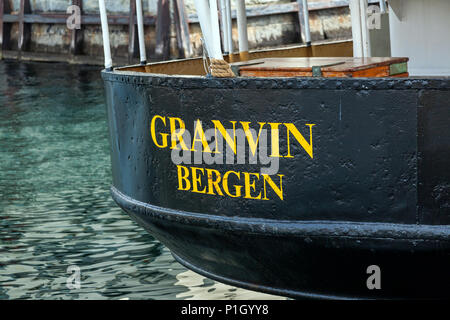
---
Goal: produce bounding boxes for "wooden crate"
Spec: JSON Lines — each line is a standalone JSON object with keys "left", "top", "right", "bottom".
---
{"left": 232, "top": 57, "right": 409, "bottom": 78}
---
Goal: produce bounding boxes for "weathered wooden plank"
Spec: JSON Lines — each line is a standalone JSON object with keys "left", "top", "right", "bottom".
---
{"left": 390, "top": 72, "right": 409, "bottom": 78}
{"left": 187, "top": 0, "right": 379, "bottom": 23}
{"left": 0, "top": 0, "right": 379, "bottom": 27}
{"left": 18, "top": 0, "right": 24, "bottom": 49}
{"left": 128, "top": 0, "right": 137, "bottom": 63}
{"left": 0, "top": 0, "right": 12, "bottom": 56}
{"left": 155, "top": 0, "right": 170, "bottom": 60}
{"left": 3, "top": 39, "right": 354, "bottom": 67}
{"left": 3, "top": 1, "right": 363, "bottom": 26}
{"left": 2, "top": 49, "right": 129, "bottom": 66}
{"left": 240, "top": 66, "right": 391, "bottom": 78}
{"left": 172, "top": 0, "right": 184, "bottom": 59}
{"left": 173, "top": 0, "right": 192, "bottom": 59}
{"left": 238, "top": 58, "right": 406, "bottom": 78}
{"left": 2, "top": 14, "right": 156, "bottom": 26}
{"left": 240, "top": 70, "right": 312, "bottom": 77}
{"left": 346, "top": 65, "right": 390, "bottom": 77}
{"left": 70, "top": 0, "right": 83, "bottom": 55}
{"left": 1, "top": 1, "right": 10, "bottom": 52}
{"left": 296, "top": 0, "right": 307, "bottom": 44}
{"left": 0, "top": 0, "right": 2, "bottom": 57}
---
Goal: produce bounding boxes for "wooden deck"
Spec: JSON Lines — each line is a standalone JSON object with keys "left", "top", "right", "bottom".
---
{"left": 234, "top": 57, "right": 409, "bottom": 78}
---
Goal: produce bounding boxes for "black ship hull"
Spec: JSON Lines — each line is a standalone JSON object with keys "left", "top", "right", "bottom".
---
{"left": 102, "top": 69, "right": 450, "bottom": 299}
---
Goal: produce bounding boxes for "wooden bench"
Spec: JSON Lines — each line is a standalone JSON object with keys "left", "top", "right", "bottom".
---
{"left": 231, "top": 57, "right": 409, "bottom": 78}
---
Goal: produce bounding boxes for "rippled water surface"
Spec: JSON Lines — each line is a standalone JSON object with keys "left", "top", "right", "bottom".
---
{"left": 0, "top": 61, "right": 285, "bottom": 300}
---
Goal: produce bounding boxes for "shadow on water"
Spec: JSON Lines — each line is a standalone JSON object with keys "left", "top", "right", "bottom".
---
{"left": 0, "top": 60, "right": 285, "bottom": 300}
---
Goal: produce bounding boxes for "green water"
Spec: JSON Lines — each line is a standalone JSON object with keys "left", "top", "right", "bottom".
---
{"left": 0, "top": 60, "right": 284, "bottom": 300}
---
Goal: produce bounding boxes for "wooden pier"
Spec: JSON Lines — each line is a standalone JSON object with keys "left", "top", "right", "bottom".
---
{"left": 0, "top": 0, "right": 379, "bottom": 65}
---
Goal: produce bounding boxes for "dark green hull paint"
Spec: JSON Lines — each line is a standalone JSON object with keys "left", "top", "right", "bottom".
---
{"left": 102, "top": 71, "right": 450, "bottom": 299}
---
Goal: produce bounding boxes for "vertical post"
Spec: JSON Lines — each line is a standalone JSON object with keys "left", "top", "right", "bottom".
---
{"left": 296, "top": 0, "right": 311, "bottom": 46}
{"left": 349, "top": 0, "right": 363, "bottom": 57}
{"left": 0, "top": 0, "right": 11, "bottom": 59}
{"left": 359, "top": 0, "right": 370, "bottom": 57}
{"left": 219, "top": 0, "right": 228, "bottom": 54}
{"left": 208, "top": 0, "right": 223, "bottom": 59}
{"left": 18, "top": 0, "right": 31, "bottom": 53}
{"left": 155, "top": 0, "right": 170, "bottom": 60}
{"left": 296, "top": 0, "right": 305, "bottom": 44}
{"left": 128, "top": 0, "right": 137, "bottom": 64}
{"left": 0, "top": 0, "right": 4, "bottom": 59}
{"left": 18, "top": 0, "right": 24, "bottom": 51}
{"left": 379, "top": 0, "right": 387, "bottom": 14}
{"left": 195, "top": 0, "right": 234, "bottom": 77}
{"left": 224, "top": 0, "right": 233, "bottom": 59}
{"left": 99, "top": 0, "right": 112, "bottom": 71}
{"left": 136, "top": 0, "right": 146, "bottom": 64}
{"left": 301, "top": 0, "right": 311, "bottom": 46}
{"left": 194, "top": 0, "right": 214, "bottom": 58}
{"left": 173, "top": 0, "right": 192, "bottom": 59}
{"left": 70, "top": 0, "right": 83, "bottom": 56}
{"left": 236, "top": 0, "right": 248, "bottom": 61}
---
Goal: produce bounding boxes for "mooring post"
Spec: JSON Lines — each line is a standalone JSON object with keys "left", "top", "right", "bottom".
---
{"left": 173, "top": 0, "right": 192, "bottom": 59}
{"left": 128, "top": 0, "right": 137, "bottom": 64}
{"left": 296, "top": 0, "right": 311, "bottom": 46}
{"left": 358, "top": 0, "right": 370, "bottom": 57}
{"left": 194, "top": 0, "right": 213, "bottom": 58}
{"left": 0, "top": 0, "right": 4, "bottom": 59}
{"left": 98, "top": 0, "right": 112, "bottom": 71}
{"left": 70, "top": 0, "right": 83, "bottom": 56}
{"left": 349, "top": 0, "right": 363, "bottom": 57}
{"left": 236, "top": 0, "right": 249, "bottom": 61}
{"left": 0, "top": 0, "right": 11, "bottom": 59}
{"left": 219, "top": 0, "right": 228, "bottom": 55}
{"left": 224, "top": 0, "right": 233, "bottom": 61}
{"left": 302, "top": 0, "right": 311, "bottom": 46}
{"left": 18, "top": 0, "right": 31, "bottom": 54}
{"left": 155, "top": 0, "right": 170, "bottom": 61}
{"left": 136, "top": 0, "right": 147, "bottom": 65}
{"left": 208, "top": 0, "right": 224, "bottom": 60}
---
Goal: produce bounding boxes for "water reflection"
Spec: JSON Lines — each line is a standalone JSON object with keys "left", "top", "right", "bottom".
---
{"left": 0, "top": 60, "right": 285, "bottom": 300}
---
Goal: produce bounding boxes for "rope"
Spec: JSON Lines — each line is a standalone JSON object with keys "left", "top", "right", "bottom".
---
{"left": 210, "top": 58, "right": 235, "bottom": 78}
{"left": 200, "top": 37, "right": 234, "bottom": 78}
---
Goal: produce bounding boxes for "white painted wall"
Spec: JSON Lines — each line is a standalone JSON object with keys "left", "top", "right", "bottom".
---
{"left": 389, "top": 0, "right": 450, "bottom": 76}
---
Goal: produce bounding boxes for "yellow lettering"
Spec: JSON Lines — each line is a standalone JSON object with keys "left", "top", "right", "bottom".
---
{"left": 212, "top": 120, "right": 237, "bottom": 154}
{"left": 169, "top": 117, "right": 188, "bottom": 150}
{"left": 243, "top": 172, "right": 262, "bottom": 199}
{"left": 222, "top": 171, "right": 242, "bottom": 198}
{"left": 150, "top": 115, "right": 168, "bottom": 148}
{"left": 191, "top": 167, "right": 207, "bottom": 193}
{"left": 285, "top": 123, "right": 315, "bottom": 159}
{"left": 191, "top": 120, "right": 212, "bottom": 153}
{"left": 240, "top": 122, "right": 266, "bottom": 157}
{"left": 269, "top": 123, "right": 282, "bottom": 158}
{"left": 177, "top": 165, "right": 191, "bottom": 191}
{"left": 206, "top": 168, "right": 224, "bottom": 196}
{"left": 262, "top": 174, "right": 284, "bottom": 200}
